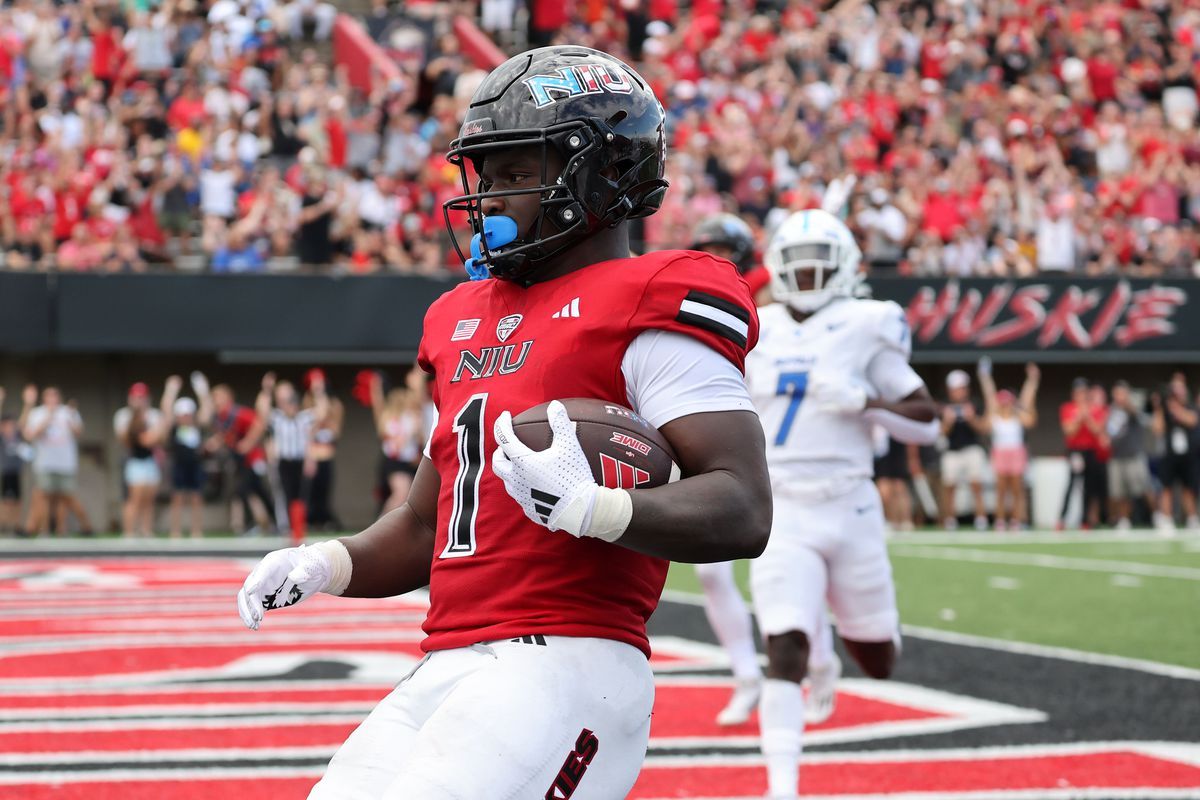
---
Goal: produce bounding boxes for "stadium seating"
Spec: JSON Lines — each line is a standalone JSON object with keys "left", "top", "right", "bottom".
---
{"left": 0, "top": 1, "right": 1194, "bottom": 277}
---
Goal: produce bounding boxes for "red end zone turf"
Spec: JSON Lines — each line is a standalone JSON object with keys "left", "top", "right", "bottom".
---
{"left": 1, "top": 557, "right": 1198, "bottom": 799}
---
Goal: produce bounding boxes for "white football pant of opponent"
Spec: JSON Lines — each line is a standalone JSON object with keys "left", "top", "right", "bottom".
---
{"left": 746, "top": 209, "right": 940, "bottom": 799}
{"left": 695, "top": 564, "right": 838, "bottom": 726}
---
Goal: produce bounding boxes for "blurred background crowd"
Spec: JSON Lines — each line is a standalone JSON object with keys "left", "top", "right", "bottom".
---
{"left": 879, "top": 360, "right": 1200, "bottom": 536}
{"left": 0, "top": 367, "right": 435, "bottom": 538}
{"left": 4, "top": 362, "right": 1200, "bottom": 537}
{"left": 0, "top": 0, "right": 1195, "bottom": 276}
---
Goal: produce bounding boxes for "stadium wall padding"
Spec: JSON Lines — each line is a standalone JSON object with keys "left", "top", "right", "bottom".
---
{"left": 0, "top": 271, "right": 53, "bottom": 353}
{"left": 49, "top": 273, "right": 457, "bottom": 354}
{"left": 2, "top": 273, "right": 1198, "bottom": 363}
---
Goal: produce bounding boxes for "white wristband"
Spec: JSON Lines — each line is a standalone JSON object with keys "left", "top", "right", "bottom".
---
{"left": 313, "top": 539, "right": 353, "bottom": 596}
{"left": 585, "top": 486, "right": 633, "bottom": 543}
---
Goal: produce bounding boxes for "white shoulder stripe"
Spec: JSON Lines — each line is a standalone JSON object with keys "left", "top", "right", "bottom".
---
{"left": 678, "top": 299, "right": 750, "bottom": 339}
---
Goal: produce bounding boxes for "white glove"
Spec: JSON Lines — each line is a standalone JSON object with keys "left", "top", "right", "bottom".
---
{"left": 807, "top": 374, "right": 868, "bottom": 415}
{"left": 236, "top": 542, "right": 349, "bottom": 630}
{"left": 492, "top": 400, "right": 633, "bottom": 541}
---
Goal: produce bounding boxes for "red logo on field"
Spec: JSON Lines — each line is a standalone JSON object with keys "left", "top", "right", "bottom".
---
{"left": 600, "top": 453, "right": 650, "bottom": 489}
{"left": 610, "top": 432, "right": 652, "bottom": 456}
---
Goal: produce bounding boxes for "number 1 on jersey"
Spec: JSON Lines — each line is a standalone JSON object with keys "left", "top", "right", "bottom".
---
{"left": 443, "top": 393, "right": 487, "bottom": 558}
{"left": 774, "top": 371, "right": 808, "bottom": 446}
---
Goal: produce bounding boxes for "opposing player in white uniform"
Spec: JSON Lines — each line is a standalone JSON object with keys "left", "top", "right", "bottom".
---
{"left": 746, "top": 210, "right": 939, "bottom": 799}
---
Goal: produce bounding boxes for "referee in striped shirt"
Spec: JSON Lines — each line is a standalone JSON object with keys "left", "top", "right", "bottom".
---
{"left": 256, "top": 374, "right": 314, "bottom": 516}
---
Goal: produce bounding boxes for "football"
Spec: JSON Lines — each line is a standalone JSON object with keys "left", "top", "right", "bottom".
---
{"left": 512, "top": 398, "right": 681, "bottom": 489}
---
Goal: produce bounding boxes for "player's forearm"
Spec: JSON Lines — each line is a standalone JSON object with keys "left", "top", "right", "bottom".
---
{"left": 338, "top": 505, "right": 436, "bottom": 598}
{"left": 621, "top": 469, "right": 771, "bottom": 563}
{"left": 864, "top": 407, "right": 940, "bottom": 445}
{"left": 865, "top": 396, "right": 937, "bottom": 423}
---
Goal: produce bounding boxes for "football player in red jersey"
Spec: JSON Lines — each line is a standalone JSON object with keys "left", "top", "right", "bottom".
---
{"left": 236, "top": 46, "right": 771, "bottom": 799}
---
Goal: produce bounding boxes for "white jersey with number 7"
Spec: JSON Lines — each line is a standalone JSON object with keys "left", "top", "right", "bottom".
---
{"left": 745, "top": 297, "right": 925, "bottom": 489}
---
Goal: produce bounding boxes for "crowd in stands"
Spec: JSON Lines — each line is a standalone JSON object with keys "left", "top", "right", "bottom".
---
{"left": 5, "top": 361, "right": 1199, "bottom": 536}
{"left": 0, "top": 0, "right": 465, "bottom": 274}
{"left": 0, "top": 0, "right": 1197, "bottom": 276}
{"left": 0, "top": 368, "right": 431, "bottom": 538}
{"left": 566, "top": 0, "right": 1200, "bottom": 278}
{"left": 869, "top": 359, "right": 1198, "bottom": 534}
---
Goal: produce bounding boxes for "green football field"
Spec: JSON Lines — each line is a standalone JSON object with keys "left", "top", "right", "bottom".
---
{"left": 664, "top": 531, "right": 1200, "bottom": 670}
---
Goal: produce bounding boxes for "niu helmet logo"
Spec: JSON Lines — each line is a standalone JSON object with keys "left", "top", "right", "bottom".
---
{"left": 600, "top": 453, "right": 650, "bottom": 489}
{"left": 524, "top": 64, "right": 634, "bottom": 109}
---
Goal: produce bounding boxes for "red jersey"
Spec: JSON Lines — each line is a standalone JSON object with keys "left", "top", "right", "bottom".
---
{"left": 1060, "top": 401, "right": 1106, "bottom": 452}
{"left": 215, "top": 405, "right": 266, "bottom": 467}
{"left": 417, "top": 251, "right": 758, "bottom": 657}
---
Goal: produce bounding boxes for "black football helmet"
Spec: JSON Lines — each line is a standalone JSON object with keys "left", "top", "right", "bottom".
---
{"left": 691, "top": 213, "right": 756, "bottom": 273}
{"left": 443, "top": 46, "right": 669, "bottom": 284}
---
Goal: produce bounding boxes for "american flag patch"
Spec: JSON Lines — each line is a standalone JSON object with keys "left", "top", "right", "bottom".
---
{"left": 451, "top": 319, "right": 481, "bottom": 341}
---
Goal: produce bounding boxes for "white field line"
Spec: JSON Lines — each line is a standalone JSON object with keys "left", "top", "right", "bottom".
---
{"left": 888, "top": 544, "right": 1200, "bottom": 580}
{"left": 902, "top": 625, "right": 1200, "bottom": 681}
{"left": 659, "top": 589, "right": 1200, "bottom": 680}
{"left": 890, "top": 530, "right": 1200, "bottom": 545}
{"left": 7, "top": 740, "right": 1198, "bottom": 793}
{"left": 0, "top": 613, "right": 427, "bottom": 632}
{"left": 641, "top": 791, "right": 1200, "bottom": 800}
{"left": 0, "top": 628, "right": 425, "bottom": 656}
{"left": 0, "top": 701, "right": 379, "bottom": 722}
{"left": 0, "top": 538, "right": 336, "bottom": 553}
{"left": 0, "top": 651, "right": 424, "bottom": 690}
{"left": 0, "top": 678, "right": 397, "bottom": 696}
{"left": 0, "top": 601, "right": 413, "bottom": 618}
{"left": 0, "top": 765, "right": 328, "bottom": 784}
{"left": 640, "top": 739, "right": 1200, "bottom": 766}
{"left": 0, "top": 712, "right": 370, "bottom": 733}
{"left": 0, "top": 745, "right": 339, "bottom": 766}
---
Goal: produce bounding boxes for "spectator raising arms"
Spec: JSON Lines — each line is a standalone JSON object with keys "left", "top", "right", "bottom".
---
{"left": 165, "top": 372, "right": 215, "bottom": 539}
{"left": 977, "top": 359, "right": 1040, "bottom": 531}
{"left": 370, "top": 371, "right": 424, "bottom": 514}
{"left": 939, "top": 370, "right": 989, "bottom": 530}
{"left": 114, "top": 380, "right": 171, "bottom": 538}
{"left": 20, "top": 385, "right": 93, "bottom": 537}
{"left": 1150, "top": 372, "right": 1199, "bottom": 534}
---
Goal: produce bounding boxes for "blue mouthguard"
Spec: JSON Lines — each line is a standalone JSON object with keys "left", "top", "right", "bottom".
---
{"left": 464, "top": 216, "right": 519, "bottom": 281}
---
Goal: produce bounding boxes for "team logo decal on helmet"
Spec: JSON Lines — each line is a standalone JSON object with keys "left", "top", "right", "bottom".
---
{"left": 443, "top": 46, "right": 669, "bottom": 285}
{"left": 524, "top": 65, "right": 634, "bottom": 108}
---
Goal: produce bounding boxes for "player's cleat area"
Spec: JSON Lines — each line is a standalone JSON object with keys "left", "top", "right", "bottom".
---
{"left": 714, "top": 678, "right": 763, "bottom": 728}
{"left": 804, "top": 654, "right": 841, "bottom": 726}
{"left": 1, "top": 548, "right": 1198, "bottom": 799}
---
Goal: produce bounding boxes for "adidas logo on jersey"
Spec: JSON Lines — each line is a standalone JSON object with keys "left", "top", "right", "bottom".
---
{"left": 552, "top": 298, "right": 581, "bottom": 319}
